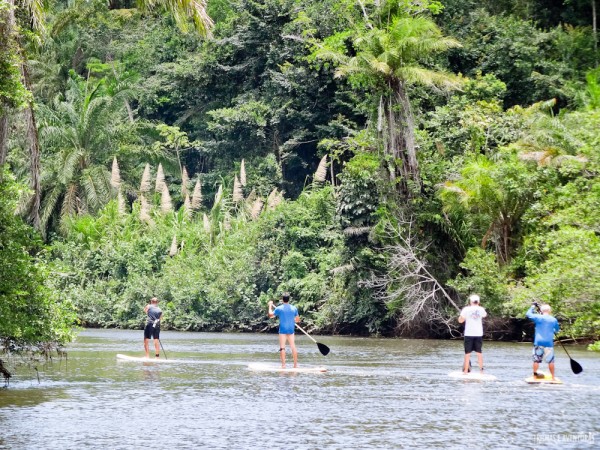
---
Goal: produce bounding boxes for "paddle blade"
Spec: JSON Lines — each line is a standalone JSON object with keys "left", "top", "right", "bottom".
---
{"left": 317, "top": 342, "right": 330, "bottom": 356}
{"left": 570, "top": 358, "right": 583, "bottom": 374}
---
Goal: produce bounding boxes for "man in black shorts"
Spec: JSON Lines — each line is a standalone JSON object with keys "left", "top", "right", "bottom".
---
{"left": 144, "top": 297, "right": 163, "bottom": 358}
{"left": 458, "top": 294, "right": 488, "bottom": 373}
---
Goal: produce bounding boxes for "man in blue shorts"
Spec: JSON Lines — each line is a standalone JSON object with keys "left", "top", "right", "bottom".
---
{"left": 526, "top": 302, "right": 560, "bottom": 380}
{"left": 144, "top": 297, "right": 163, "bottom": 358}
{"left": 268, "top": 293, "right": 300, "bottom": 368}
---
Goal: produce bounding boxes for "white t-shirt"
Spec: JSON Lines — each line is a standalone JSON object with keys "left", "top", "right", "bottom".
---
{"left": 460, "top": 305, "right": 487, "bottom": 337}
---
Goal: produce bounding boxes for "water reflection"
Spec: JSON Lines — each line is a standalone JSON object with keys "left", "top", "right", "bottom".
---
{"left": 0, "top": 329, "right": 599, "bottom": 449}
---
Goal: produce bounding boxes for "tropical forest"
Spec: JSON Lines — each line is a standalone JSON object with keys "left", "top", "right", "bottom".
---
{"left": 1, "top": 0, "right": 600, "bottom": 351}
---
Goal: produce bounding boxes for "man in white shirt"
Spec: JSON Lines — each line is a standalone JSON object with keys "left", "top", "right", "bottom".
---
{"left": 458, "top": 294, "right": 487, "bottom": 374}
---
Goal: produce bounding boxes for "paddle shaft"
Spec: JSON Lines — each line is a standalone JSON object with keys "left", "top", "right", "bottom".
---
{"left": 159, "top": 338, "right": 167, "bottom": 360}
{"left": 295, "top": 324, "right": 330, "bottom": 356}
{"left": 295, "top": 324, "right": 318, "bottom": 343}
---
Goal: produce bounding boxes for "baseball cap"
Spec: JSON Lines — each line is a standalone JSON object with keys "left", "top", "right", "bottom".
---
{"left": 469, "top": 294, "right": 480, "bottom": 303}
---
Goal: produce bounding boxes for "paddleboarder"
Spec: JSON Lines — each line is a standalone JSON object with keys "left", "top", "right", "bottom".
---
{"left": 144, "top": 297, "right": 163, "bottom": 358}
{"left": 458, "top": 294, "right": 487, "bottom": 374}
{"left": 526, "top": 302, "right": 560, "bottom": 380}
{"left": 268, "top": 293, "right": 300, "bottom": 368}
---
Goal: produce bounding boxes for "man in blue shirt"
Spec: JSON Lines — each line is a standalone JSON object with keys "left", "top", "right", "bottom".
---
{"left": 268, "top": 293, "right": 300, "bottom": 368}
{"left": 526, "top": 303, "right": 560, "bottom": 380}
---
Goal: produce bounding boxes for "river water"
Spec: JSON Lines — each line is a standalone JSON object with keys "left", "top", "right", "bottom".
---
{"left": 1, "top": 329, "right": 599, "bottom": 449}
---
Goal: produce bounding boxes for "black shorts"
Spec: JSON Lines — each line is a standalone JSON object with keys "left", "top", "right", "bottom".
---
{"left": 144, "top": 323, "right": 160, "bottom": 340}
{"left": 464, "top": 336, "right": 483, "bottom": 353}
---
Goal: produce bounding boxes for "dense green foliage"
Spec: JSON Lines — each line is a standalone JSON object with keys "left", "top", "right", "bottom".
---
{"left": 0, "top": 170, "right": 75, "bottom": 347}
{"left": 1, "top": 0, "right": 599, "bottom": 346}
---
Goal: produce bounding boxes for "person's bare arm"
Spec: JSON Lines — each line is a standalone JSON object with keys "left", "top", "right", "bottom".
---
{"left": 267, "top": 301, "right": 275, "bottom": 318}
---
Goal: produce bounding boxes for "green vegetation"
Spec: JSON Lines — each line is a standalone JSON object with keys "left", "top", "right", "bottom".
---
{"left": 1, "top": 0, "right": 599, "bottom": 347}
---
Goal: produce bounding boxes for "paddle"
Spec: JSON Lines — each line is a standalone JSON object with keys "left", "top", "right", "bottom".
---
{"left": 154, "top": 319, "right": 167, "bottom": 360}
{"left": 158, "top": 338, "right": 168, "bottom": 360}
{"left": 296, "top": 324, "right": 330, "bottom": 356}
{"left": 534, "top": 304, "right": 582, "bottom": 375}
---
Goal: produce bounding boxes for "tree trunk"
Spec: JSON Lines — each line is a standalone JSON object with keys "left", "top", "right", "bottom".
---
{"left": 0, "top": 0, "right": 16, "bottom": 169}
{"left": 0, "top": 115, "right": 8, "bottom": 168}
{"left": 20, "top": 62, "right": 41, "bottom": 229}
{"left": 593, "top": 0, "right": 598, "bottom": 64}
{"left": 381, "top": 82, "right": 421, "bottom": 195}
{"left": 395, "top": 83, "right": 420, "bottom": 189}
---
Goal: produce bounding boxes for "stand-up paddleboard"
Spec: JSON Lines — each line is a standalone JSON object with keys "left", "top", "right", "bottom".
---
{"left": 248, "top": 362, "right": 327, "bottom": 373}
{"left": 448, "top": 371, "right": 497, "bottom": 381}
{"left": 116, "top": 354, "right": 192, "bottom": 364}
{"left": 525, "top": 372, "right": 563, "bottom": 384}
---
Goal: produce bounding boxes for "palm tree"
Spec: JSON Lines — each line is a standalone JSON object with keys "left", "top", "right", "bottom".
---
{"left": 1, "top": 0, "right": 213, "bottom": 231}
{"left": 439, "top": 154, "right": 534, "bottom": 264}
{"left": 315, "top": 13, "right": 461, "bottom": 193}
{"left": 36, "top": 75, "right": 130, "bottom": 234}
{"left": 135, "top": 0, "right": 213, "bottom": 35}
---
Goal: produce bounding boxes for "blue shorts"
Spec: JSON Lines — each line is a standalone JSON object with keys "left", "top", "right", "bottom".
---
{"left": 532, "top": 346, "right": 554, "bottom": 364}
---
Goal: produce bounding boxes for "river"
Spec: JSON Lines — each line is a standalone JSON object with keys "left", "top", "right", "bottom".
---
{"left": 0, "top": 329, "right": 599, "bottom": 449}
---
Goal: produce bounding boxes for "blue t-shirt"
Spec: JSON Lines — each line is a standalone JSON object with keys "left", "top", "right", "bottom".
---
{"left": 526, "top": 306, "right": 560, "bottom": 347}
{"left": 273, "top": 303, "right": 298, "bottom": 334}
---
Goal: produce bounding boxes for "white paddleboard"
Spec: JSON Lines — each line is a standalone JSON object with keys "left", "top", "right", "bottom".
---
{"left": 116, "top": 354, "right": 192, "bottom": 364}
{"left": 248, "top": 362, "right": 327, "bottom": 373}
{"left": 525, "top": 372, "right": 563, "bottom": 385}
{"left": 448, "top": 371, "right": 497, "bottom": 381}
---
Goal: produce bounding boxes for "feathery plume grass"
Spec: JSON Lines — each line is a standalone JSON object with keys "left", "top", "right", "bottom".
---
{"left": 314, "top": 155, "right": 328, "bottom": 182}
{"left": 183, "top": 193, "right": 192, "bottom": 219}
{"left": 169, "top": 235, "right": 178, "bottom": 257}
{"left": 111, "top": 157, "right": 121, "bottom": 190}
{"left": 117, "top": 191, "right": 127, "bottom": 215}
{"left": 214, "top": 184, "right": 223, "bottom": 207}
{"left": 203, "top": 213, "right": 211, "bottom": 233}
{"left": 233, "top": 175, "right": 243, "bottom": 202}
{"left": 224, "top": 212, "right": 231, "bottom": 231}
{"left": 155, "top": 163, "right": 165, "bottom": 193}
{"left": 140, "top": 194, "right": 153, "bottom": 223}
{"left": 267, "top": 188, "right": 283, "bottom": 210}
{"left": 140, "top": 163, "right": 151, "bottom": 193}
{"left": 181, "top": 166, "right": 189, "bottom": 197}
{"left": 191, "top": 179, "right": 202, "bottom": 210}
{"left": 240, "top": 159, "right": 247, "bottom": 186}
{"left": 161, "top": 183, "right": 173, "bottom": 213}
{"left": 250, "top": 198, "right": 263, "bottom": 220}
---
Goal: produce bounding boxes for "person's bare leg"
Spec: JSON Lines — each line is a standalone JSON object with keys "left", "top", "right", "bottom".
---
{"left": 288, "top": 334, "right": 298, "bottom": 368}
{"left": 463, "top": 354, "right": 470, "bottom": 374}
{"left": 476, "top": 352, "right": 484, "bottom": 371}
{"left": 154, "top": 339, "right": 160, "bottom": 358}
{"left": 144, "top": 338, "right": 150, "bottom": 358}
{"left": 278, "top": 334, "right": 287, "bottom": 368}
{"left": 533, "top": 361, "right": 540, "bottom": 376}
{"left": 549, "top": 362, "right": 556, "bottom": 380}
